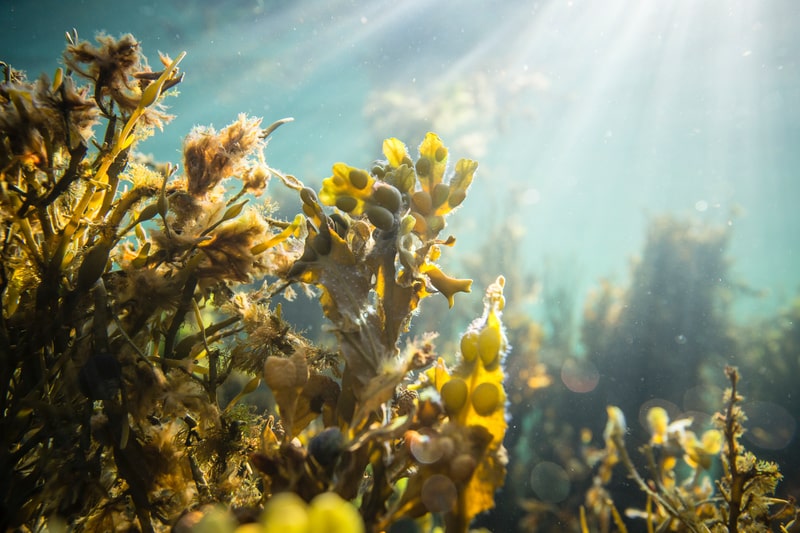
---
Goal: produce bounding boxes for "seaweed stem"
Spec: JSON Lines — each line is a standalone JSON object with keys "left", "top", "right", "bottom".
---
{"left": 723, "top": 365, "right": 742, "bottom": 533}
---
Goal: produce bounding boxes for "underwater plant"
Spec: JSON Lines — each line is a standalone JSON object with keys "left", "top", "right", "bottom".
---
{"left": 248, "top": 132, "right": 509, "bottom": 532}
{"left": 1, "top": 32, "right": 510, "bottom": 532}
{"left": 582, "top": 366, "right": 798, "bottom": 533}
{"left": 581, "top": 215, "right": 737, "bottom": 426}
{"left": 731, "top": 294, "right": 800, "bottom": 500}
{"left": 499, "top": 213, "right": 800, "bottom": 533}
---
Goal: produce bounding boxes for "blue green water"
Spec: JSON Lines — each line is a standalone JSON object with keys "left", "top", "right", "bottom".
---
{"left": 3, "top": 0, "right": 798, "bottom": 320}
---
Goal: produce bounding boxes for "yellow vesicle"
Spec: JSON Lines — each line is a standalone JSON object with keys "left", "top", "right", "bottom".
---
{"left": 432, "top": 276, "right": 508, "bottom": 527}
{"left": 441, "top": 378, "right": 469, "bottom": 415}
{"left": 471, "top": 382, "right": 501, "bottom": 416}
{"left": 460, "top": 331, "right": 480, "bottom": 363}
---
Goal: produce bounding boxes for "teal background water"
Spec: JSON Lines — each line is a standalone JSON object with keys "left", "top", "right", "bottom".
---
{"left": 4, "top": 0, "right": 798, "bottom": 323}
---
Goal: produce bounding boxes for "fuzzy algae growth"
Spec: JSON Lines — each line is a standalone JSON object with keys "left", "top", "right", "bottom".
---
{"left": 1, "top": 33, "right": 508, "bottom": 532}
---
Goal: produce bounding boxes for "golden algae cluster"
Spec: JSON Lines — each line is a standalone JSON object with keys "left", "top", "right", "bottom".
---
{"left": 248, "top": 134, "right": 506, "bottom": 533}
{"left": 580, "top": 367, "right": 794, "bottom": 533}
{"left": 0, "top": 33, "right": 509, "bottom": 533}
{"left": 411, "top": 276, "right": 510, "bottom": 532}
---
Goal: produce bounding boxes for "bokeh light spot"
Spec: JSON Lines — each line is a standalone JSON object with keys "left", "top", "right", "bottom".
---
{"left": 529, "top": 461, "right": 571, "bottom": 503}
{"left": 742, "top": 401, "right": 796, "bottom": 450}
{"left": 409, "top": 432, "right": 445, "bottom": 465}
{"left": 638, "top": 398, "right": 681, "bottom": 432}
{"left": 421, "top": 474, "right": 458, "bottom": 513}
{"left": 683, "top": 384, "right": 724, "bottom": 414}
{"left": 561, "top": 358, "right": 599, "bottom": 393}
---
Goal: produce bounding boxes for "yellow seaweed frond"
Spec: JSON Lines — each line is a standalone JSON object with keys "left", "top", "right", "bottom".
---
{"left": 383, "top": 137, "right": 410, "bottom": 168}
{"left": 435, "top": 276, "right": 509, "bottom": 529}
{"left": 417, "top": 132, "right": 448, "bottom": 193}
{"left": 318, "top": 163, "right": 375, "bottom": 214}
{"left": 420, "top": 263, "right": 473, "bottom": 308}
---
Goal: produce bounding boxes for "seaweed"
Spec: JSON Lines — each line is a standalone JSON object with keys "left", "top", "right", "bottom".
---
{"left": 1, "top": 33, "right": 508, "bottom": 532}
{"left": 584, "top": 366, "right": 798, "bottom": 533}
{"left": 507, "top": 214, "right": 800, "bottom": 533}
{"left": 582, "top": 215, "right": 737, "bottom": 424}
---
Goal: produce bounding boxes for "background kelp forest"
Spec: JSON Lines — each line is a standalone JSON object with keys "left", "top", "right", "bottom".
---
{"left": 2, "top": 17, "right": 800, "bottom": 533}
